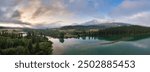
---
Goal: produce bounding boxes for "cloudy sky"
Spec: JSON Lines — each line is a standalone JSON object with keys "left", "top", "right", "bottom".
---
{"left": 0, "top": 0, "right": 150, "bottom": 28}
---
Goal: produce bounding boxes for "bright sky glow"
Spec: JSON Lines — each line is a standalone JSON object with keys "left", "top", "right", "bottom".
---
{"left": 0, "top": 0, "right": 150, "bottom": 28}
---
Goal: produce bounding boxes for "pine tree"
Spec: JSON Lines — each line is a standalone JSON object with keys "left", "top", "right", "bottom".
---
{"left": 27, "top": 40, "right": 33, "bottom": 54}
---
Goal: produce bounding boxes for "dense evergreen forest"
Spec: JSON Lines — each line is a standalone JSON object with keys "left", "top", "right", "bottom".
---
{"left": 0, "top": 30, "right": 53, "bottom": 55}
{"left": 1, "top": 25, "right": 150, "bottom": 55}
{"left": 25, "top": 25, "right": 150, "bottom": 41}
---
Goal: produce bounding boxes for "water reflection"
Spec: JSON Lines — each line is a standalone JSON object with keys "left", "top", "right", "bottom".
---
{"left": 59, "top": 38, "right": 65, "bottom": 43}
{"left": 48, "top": 36, "right": 150, "bottom": 55}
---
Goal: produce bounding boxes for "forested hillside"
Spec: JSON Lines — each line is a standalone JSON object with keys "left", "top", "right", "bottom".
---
{"left": 0, "top": 30, "right": 53, "bottom": 55}
{"left": 28, "top": 25, "right": 150, "bottom": 40}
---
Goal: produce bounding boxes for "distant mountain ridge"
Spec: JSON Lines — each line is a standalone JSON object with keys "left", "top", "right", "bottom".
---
{"left": 0, "top": 19, "right": 147, "bottom": 29}
{"left": 0, "top": 26, "right": 24, "bottom": 29}
{"left": 60, "top": 22, "right": 132, "bottom": 30}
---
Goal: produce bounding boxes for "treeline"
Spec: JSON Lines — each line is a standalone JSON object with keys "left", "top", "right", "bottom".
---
{"left": 28, "top": 25, "right": 150, "bottom": 41}
{"left": 0, "top": 30, "right": 53, "bottom": 55}
{"left": 22, "top": 25, "right": 150, "bottom": 43}
{"left": 98, "top": 26, "right": 150, "bottom": 36}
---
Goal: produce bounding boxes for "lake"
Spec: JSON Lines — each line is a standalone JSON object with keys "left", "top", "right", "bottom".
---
{"left": 47, "top": 36, "right": 150, "bottom": 55}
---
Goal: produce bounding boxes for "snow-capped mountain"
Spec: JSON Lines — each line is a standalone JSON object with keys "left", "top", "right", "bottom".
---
{"left": 80, "top": 19, "right": 131, "bottom": 27}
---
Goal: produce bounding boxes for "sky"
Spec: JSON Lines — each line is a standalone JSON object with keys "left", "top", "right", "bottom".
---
{"left": 0, "top": 0, "right": 150, "bottom": 28}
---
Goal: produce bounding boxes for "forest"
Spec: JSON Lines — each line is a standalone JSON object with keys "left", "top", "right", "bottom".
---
{"left": 25, "top": 25, "right": 150, "bottom": 41}
{"left": 0, "top": 30, "right": 53, "bottom": 55}
{"left": 1, "top": 25, "right": 150, "bottom": 55}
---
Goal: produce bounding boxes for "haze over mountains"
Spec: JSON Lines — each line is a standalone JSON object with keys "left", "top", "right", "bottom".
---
{"left": 78, "top": 19, "right": 131, "bottom": 26}
{"left": 0, "top": 0, "right": 150, "bottom": 29}
{"left": 0, "top": 19, "right": 143, "bottom": 29}
{"left": 0, "top": 19, "right": 133, "bottom": 29}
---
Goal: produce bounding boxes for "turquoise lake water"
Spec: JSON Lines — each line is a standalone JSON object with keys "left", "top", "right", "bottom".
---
{"left": 48, "top": 37, "right": 150, "bottom": 55}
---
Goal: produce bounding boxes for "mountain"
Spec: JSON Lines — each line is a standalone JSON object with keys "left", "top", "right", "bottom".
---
{"left": 81, "top": 19, "right": 100, "bottom": 26}
{"left": 0, "top": 26, "right": 14, "bottom": 29}
{"left": 0, "top": 26, "right": 5, "bottom": 29}
{"left": 80, "top": 19, "right": 130, "bottom": 26}
{"left": 0, "top": 26, "right": 20, "bottom": 29}
{"left": 61, "top": 20, "right": 131, "bottom": 30}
